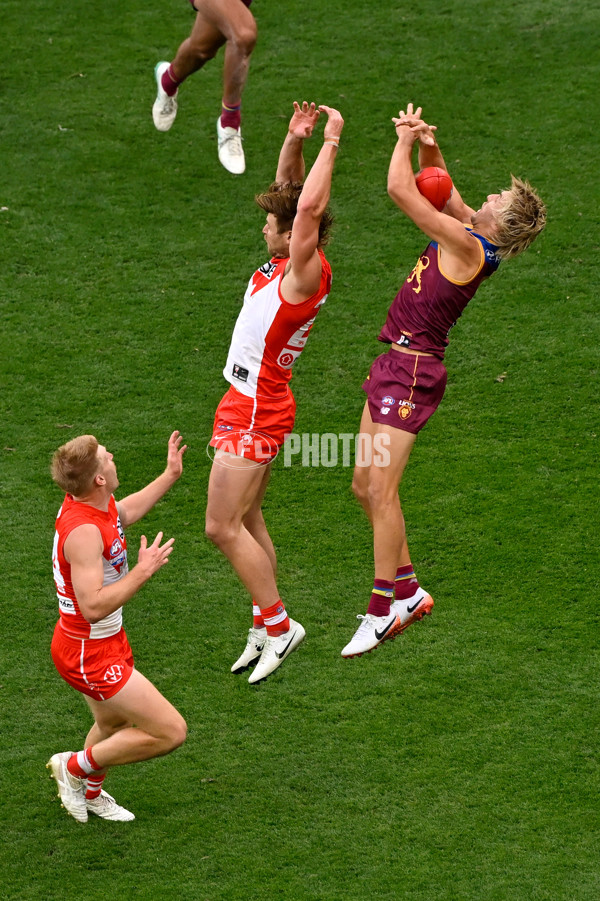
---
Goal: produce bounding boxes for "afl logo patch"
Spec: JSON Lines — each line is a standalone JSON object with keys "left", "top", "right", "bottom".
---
{"left": 382, "top": 396, "right": 395, "bottom": 406}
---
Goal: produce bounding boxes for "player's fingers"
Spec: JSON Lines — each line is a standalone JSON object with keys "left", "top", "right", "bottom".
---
{"left": 139, "top": 535, "right": 147, "bottom": 551}
{"left": 159, "top": 537, "right": 175, "bottom": 552}
{"left": 151, "top": 530, "right": 164, "bottom": 547}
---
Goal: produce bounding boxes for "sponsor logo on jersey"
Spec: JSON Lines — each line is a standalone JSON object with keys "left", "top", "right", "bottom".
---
{"left": 278, "top": 351, "right": 297, "bottom": 367}
{"left": 397, "top": 333, "right": 412, "bottom": 348}
{"left": 217, "top": 423, "right": 233, "bottom": 430}
{"left": 104, "top": 665, "right": 124, "bottom": 684}
{"left": 257, "top": 261, "right": 278, "bottom": 279}
{"left": 382, "top": 395, "right": 395, "bottom": 406}
{"left": 380, "top": 406, "right": 390, "bottom": 415}
{"left": 232, "top": 363, "right": 249, "bottom": 382}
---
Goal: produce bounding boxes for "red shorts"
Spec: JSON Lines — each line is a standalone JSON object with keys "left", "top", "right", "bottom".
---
{"left": 51, "top": 621, "right": 134, "bottom": 701}
{"left": 210, "top": 384, "right": 296, "bottom": 464}
{"left": 363, "top": 348, "right": 447, "bottom": 434}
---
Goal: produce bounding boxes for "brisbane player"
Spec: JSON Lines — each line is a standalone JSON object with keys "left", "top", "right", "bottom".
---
{"left": 205, "top": 101, "right": 343, "bottom": 684}
{"left": 342, "top": 104, "right": 546, "bottom": 658}
{"left": 48, "top": 432, "right": 187, "bottom": 822}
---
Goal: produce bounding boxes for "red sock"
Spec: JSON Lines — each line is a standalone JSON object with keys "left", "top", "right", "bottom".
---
{"left": 161, "top": 64, "right": 181, "bottom": 97}
{"left": 366, "top": 580, "right": 394, "bottom": 617}
{"left": 220, "top": 102, "right": 241, "bottom": 130}
{"left": 394, "top": 564, "right": 419, "bottom": 600}
{"left": 252, "top": 601, "right": 265, "bottom": 630}
{"left": 67, "top": 746, "right": 103, "bottom": 779}
{"left": 261, "top": 600, "right": 290, "bottom": 637}
{"left": 85, "top": 772, "right": 106, "bottom": 800}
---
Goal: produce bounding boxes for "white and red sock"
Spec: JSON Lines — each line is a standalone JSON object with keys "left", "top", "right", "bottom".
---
{"left": 67, "top": 746, "right": 104, "bottom": 779}
{"left": 261, "top": 600, "right": 290, "bottom": 637}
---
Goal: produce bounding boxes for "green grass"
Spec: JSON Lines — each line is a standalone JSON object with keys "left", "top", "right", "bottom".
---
{"left": 1, "top": 0, "right": 599, "bottom": 898}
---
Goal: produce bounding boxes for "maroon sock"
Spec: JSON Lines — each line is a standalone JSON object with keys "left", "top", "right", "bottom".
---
{"left": 161, "top": 64, "right": 181, "bottom": 97}
{"left": 220, "top": 102, "right": 241, "bottom": 130}
{"left": 394, "top": 564, "right": 419, "bottom": 600}
{"left": 366, "top": 580, "right": 394, "bottom": 617}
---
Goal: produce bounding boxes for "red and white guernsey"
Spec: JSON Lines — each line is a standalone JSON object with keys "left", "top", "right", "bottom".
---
{"left": 224, "top": 250, "right": 332, "bottom": 398}
{"left": 52, "top": 494, "right": 128, "bottom": 639}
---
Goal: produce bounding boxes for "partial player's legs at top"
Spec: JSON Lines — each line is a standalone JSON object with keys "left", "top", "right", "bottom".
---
{"left": 153, "top": 0, "right": 257, "bottom": 174}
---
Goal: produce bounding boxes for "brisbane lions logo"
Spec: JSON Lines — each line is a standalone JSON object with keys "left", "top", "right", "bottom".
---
{"left": 407, "top": 255, "right": 430, "bottom": 295}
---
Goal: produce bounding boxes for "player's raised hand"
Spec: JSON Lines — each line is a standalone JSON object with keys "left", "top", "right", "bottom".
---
{"left": 318, "top": 105, "right": 344, "bottom": 141}
{"left": 393, "top": 103, "right": 437, "bottom": 146}
{"left": 289, "top": 101, "right": 320, "bottom": 139}
{"left": 138, "top": 531, "right": 175, "bottom": 577}
{"left": 165, "top": 430, "right": 187, "bottom": 481}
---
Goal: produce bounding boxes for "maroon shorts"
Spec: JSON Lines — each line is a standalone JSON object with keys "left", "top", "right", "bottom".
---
{"left": 210, "top": 384, "right": 296, "bottom": 464}
{"left": 362, "top": 348, "right": 447, "bottom": 434}
{"left": 51, "top": 622, "right": 135, "bottom": 701}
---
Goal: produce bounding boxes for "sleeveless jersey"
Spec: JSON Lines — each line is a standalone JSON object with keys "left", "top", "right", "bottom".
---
{"left": 224, "top": 250, "right": 332, "bottom": 398}
{"left": 378, "top": 229, "right": 501, "bottom": 359}
{"left": 52, "top": 494, "right": 128, "bottom": 639}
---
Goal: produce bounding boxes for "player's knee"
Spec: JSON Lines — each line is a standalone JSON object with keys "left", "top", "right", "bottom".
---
{"left": 188, "top": 38, "right": 219, "bottom": 63}
{"left": 205, "top": 516, "right": 237, "bottom": 547}
{"left": 230, "top": 21, "right": 257, "bottom": 56}
{"left": 352, "top": 472, "right": 368, "bottom": 504}
{"left": 158, "top": 714, "right": 187, "bottom": 755}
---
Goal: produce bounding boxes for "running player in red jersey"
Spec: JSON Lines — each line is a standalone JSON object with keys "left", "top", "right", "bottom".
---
{"left": 206, "top": 100, "right": 344, "bottom": 683}
{"left": 153, "top": 0, "right": 256, "bottom": 174}
{"left": 47, "top": 431, "right": 187, "bottom": 822}
{"left": 342, "top": 104, "right": 546, "bottom": 658}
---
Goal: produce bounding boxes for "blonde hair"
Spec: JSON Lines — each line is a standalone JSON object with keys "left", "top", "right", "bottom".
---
{"left": 255, "top": 181, "right": 334, "bottom": 247}
{"left": 51, "top": 435, "right": 101, "bottom": 496}
{"left": 494, "top": 175, "right": 546, "bottom": 260}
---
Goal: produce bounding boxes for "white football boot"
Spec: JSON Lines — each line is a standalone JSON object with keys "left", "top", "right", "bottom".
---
{"left": 86, "top": 789, "right": 135, "bottom": 822}
{"left": 231, "top": 627, "right": 267, "bottom": 674}
{"left": 216, "top": 117, "right": 246, "bottom": 175}
{"left": 391, "top": 590, "right": 434, "bottom": 633}
{"left": 47, "top": 752, "right": 88, "bottom": 823}
{"left": 341, "top": 610, "right": 402, "bottom": 658}
{"left": 248, "top": 619, "right": 305, "bottom": 684}
{"left": 152, "top": 61, "right": 178, "bottom": 132}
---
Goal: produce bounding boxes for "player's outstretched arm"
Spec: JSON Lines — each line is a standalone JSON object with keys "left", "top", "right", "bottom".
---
{"left": 117, "top": 431, "right": 187, "bottom": 528}
{"left": 388, "top": 110, "right": 477, "bottom": 265}
{"left": 281, "top": 105, "right": 344, "bottom": 303}
{"left": 396, "top": 105, "right": 476, "bottom": 224}
{"left": 67, "top": 526, "right": 175, "bottom": 623}
{"left": 275, "top": 101, "right": 320, "bottom": 186}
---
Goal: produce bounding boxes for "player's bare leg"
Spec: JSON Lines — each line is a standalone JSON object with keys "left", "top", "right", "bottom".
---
{"left": 352, "top": 401, "right": 415, "bottom": 578}
{"left": 242, "top": 464, "right": 277, "bottom": 576}
{"left": 84, "top": 670, "right": 187, "bottom": 768}
{"left": 206, "top": 453, "right": 280, "bottom": 604}
{"left": 206, "top": 452, "right": 304, "bottom": 681}
{"left": 343, "top": 402, "right": 432, "bottom": 658}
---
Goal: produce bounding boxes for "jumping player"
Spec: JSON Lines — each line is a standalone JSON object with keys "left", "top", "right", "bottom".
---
{"left": 342, "top": 104, "right": 546, "bottom": 658}
{"left": 153, "top": 0, "right": 257, "bottom": 175}
{"left": 205, "top": 101, "right": 344, "bottom": 683}
{"left": 47, "top": 431, "right": 187, "bottom": 822}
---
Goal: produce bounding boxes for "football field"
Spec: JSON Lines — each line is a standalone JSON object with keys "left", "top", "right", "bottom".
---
{"left": 1, "top": 0, "right": 599, "bottom": 898}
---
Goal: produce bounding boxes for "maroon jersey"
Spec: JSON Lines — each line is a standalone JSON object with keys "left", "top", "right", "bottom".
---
{"left": 379, "top": 229, "right": 501, "bottom": 359}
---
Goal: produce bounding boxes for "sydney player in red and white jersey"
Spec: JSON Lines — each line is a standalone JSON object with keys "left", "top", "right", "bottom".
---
{"left": 206, "top": 100, "right": 344, "bottom": 684}
{"left": 342, "top": 103, "right": 546, "bottom": 658}
{"left": 47, "top": 431, "right": 187, "bottom": 823}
